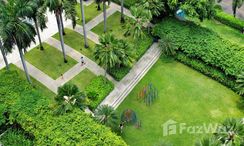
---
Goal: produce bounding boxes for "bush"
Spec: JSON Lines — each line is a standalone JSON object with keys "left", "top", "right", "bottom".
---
{"left": 109, "top": 66, "right": 131, "bottom": 81}
{"left": 153, "top": 18, "right": 244, "bottom": 79}
{"left": 0, "top": 129, "right": 33, "bottom": 146}
{"left": 0, "top": 71, "right": 126, "bottom": 145}
{"left": 176, "top": 53, "right": 236, "bottom": 90}
{"left": 111, "top": 0, "right": 139, "bottom": 9}
{"left": 85, "top": 76, "right": 114, "bottom": 110}
{"left": 214, "top": 9, "right": 244, "bottom": 31}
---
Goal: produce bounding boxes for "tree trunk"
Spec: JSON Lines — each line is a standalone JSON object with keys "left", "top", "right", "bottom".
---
{"left": 0, "top": 41, "right": 9, "bottom": 71}
{"left": 18, "top": 48, "right": 32, "bottom": 84}
{"left": 56, "top": 13, "right": 68, "bottom": 63}
{"left": 97, "top": 3, "right": 101, "bottom": 11}
{"left": 80, "top": 0, "right": 89, "bottom": 48}
{"left": 103, "top": 2, "right": 107, "bottom": 33}
{"left": 120, "top": 0, "right": 125, "bottom": 23}
{"left": 34, "top": 18, "right": 44, "bottom": 50}
{"left": 60, "top": 10, "right": 66, "bottom": 35}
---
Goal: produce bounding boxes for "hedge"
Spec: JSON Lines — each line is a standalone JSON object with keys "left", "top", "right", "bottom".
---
{"left": 0, "top": 71, "right": 127, "bottom": 145}
{"left": 153, "top": 18, "right": 244, "bottom": 79}
{"left": 84, "top": 76, "right": 114, "bottom": 110}
{"left": 111, "top": 0, "right": 139, "bottom": 9}
{"left": 214, "top": 9, "right": 244, "bottom": 31}
{"left": 176, "top": 52, "right": 236, "bottom": 90}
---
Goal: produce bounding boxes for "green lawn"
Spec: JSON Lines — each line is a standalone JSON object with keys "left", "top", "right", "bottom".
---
{"left": 67, "top": 69, "right": 96, "bottom": 91}
{"left": 4, "top": 64, "right": 55, "bottom": 98}
{"left": 92, "top": 11, "right": 153, "bottom": 80}
{"left": 117, "top": 57, "right": 243, "bottom": 146}
{"left": 25, "top": 43, "right": 77, "bottom": 79}
{"left": 76, "top": 2, "right": 108, "bottom": 25}
{"left": 53, "top": 28, "right": 96, "bottom": 60}
{"left": 194, "top": 19, "right": 244, "bottom": 47}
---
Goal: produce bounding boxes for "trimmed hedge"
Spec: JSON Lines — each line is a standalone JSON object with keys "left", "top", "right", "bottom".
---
{"left": 214, "top": 9, "right": 244, "bottom": 31}
{"left": 153, "top": 18, "right": 244, "bottom": 79}
{"left": 111, "top": 0, "right": 139, "bottom": 9}
{"left": 0, "top": 71, "right": 126, "bottom": 145}
{"left": 176, "top": 52, "right": 236, "bottom": 90}
{"left": 85, "top": 76, "right": 114, "bottom": 110}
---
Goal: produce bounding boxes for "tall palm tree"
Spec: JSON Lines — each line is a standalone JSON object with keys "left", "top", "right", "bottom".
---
{"left": 120, "top": 0, "right": 125, "bottom": 23}
{"left": 0, "top": 40, "right": 9, "bottom": 71}
{"left": 94, "top": 105, "right": 118, "bottom": 128}
{"left": 20, "top": 0, "right": 47, "bottom": 51}
{"left": 79, "top": 0, "right": 89, "bottom": 48}
{"left": 0, "top": 0, "right": 37, "bottom": 83}
{"left": 96, "top": 0, "right": 111, "bottom": 32}
{"left": 94, "top": 33, "right": 120, "bottom": 76}
{"left": 44, "top": 0, "right": 77, "bottom": 63}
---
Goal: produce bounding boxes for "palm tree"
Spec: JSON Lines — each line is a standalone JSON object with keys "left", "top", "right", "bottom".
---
{"left": 20, "top": 0, "right": 47, "bottom": 51}
{"left": 214, "top": 118, "right": 244, "bottom": 145}
{"left": 94, "top": 105, "right": 118, "bottom": 128}
{"left": 195, "top": 137, "right": 220, "bottom": 146}
{"left": 0, "top": 0, "right": 37, "bottom": 83}
{"left": 158, "top": 35, "right": 178, "bottom": 56}
{"left": 79, "top": 0, "right": 88, "bottom": 48}
{"left": 94, "top": 33, "right": 120, "bottom": 76}
{"left": 236, "top": 72, "right": 244, "bottom": 96}
{"left": 44, "top": 0, "right": 77, "bottom": 63}
{"left": 120, "top": 0, "right": 125, "bottom": 23}
{"left": 141, "top": 0, "right": 164, "bottom": 17}
{"left": 0, "top": 40, "right": 9, "bottom": 71}
{"left": 96, "top": 0, "right": 111, "bottom": 32}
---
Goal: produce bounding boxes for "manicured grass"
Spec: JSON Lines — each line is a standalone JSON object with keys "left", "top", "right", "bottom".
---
{"left": 76, "top": 2, "right": 108, "bottom": 25}
{"left": 194, "top": 19, "right": 244, "bottom": 47}
{"left": 25, "top": 43, "right": 77, "bottom": 79}
{"left": 92, "top": 11, "right": 153, "bottom": 80}
{"left": 53, "top": 28, "right": 96, "bottom": 60}
{"left": 4, "top": 64, "right": 55, "bottom": 98}
{"left": 117, "top": 57, "right": 243, "bottom": 146}
{"left": 67, "top": 69, "right": 96, "bottom": 91}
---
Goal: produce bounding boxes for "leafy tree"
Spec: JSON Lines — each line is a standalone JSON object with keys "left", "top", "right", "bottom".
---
{"left": 158, "top": 35, "right": 178, "bottom": 56}
{"left": 55, "top": 83, "right": 87, "bottom": 115}
{"left": 214, "top": 118, "right": 244, "bottom": 145}
{"left": 195, "top": 137, "right": 220, "bottom": 146}
{"left": 79, "top": 0, "right": 89, "bottom": 48}
{"left": 96, "top": 0, "right": 111, "bottom": 32}
{"left": 94, "top": 105, "right": 118, "bottom": 129}
{"left": 236, "top": 72, "right": 244, "bottom": 96}
{"left": 125, "top": 6, "right": 151, "bottom": 39}
{"left": 0, "top": 0, "right": 37, "bottom": 83}
{"left": 44, "top": 0, "right": 77, "bottom": 63}
{"left": 140, "top": 0, "right": 165, "bottom": 17}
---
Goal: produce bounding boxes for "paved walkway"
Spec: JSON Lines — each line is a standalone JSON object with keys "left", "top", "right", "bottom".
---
{"left": 219, "top": 0, "right": 244, "bottom": 19}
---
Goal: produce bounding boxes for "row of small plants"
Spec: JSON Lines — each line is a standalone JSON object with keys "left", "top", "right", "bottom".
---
{"left": 153, "top": 18, "right": 244, "bottom": 96}
{"left": 0, "top": 71, "right": 126, "bottom": 145}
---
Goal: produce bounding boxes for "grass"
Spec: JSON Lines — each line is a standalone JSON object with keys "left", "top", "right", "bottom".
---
{"left": 4, "top": 64, "right": 55, "bottom": 98}
{"left": 53, "top": 28, "right": 96, "bottom": 60}
{"left": 25, "top": 43, "right": 77, "bottom": 79}
{"left": 67, "top": 69, "right": 96, "bottom": 91}
{"left": 117, "top": 57, "right": 243, "bottom": 146}
{"left": 193, "top": 19, "right": 244, "bottom": 47}
{"left": 76, "top": 2, "right": 109, "bottom": 25}
{"left": 92, "top": 11, "right": 153, "bottom": 80}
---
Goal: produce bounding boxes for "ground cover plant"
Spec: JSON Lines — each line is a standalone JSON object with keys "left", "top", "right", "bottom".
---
{"left": 25, "top": 43, "right": 77, "bottom": 79}
{"left": 117, "top": 58, "right": 243, "bottom": 146}
{"left": 92, "top": 12, "right": 153, "bottom": 80}
{"left": 0, "top": 69, "right": 126, "bottom": 145}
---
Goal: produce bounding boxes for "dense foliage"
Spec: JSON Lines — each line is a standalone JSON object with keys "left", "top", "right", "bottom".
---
{"left": 153, "top": 18, "right": 244, "bottom": 79}
{"left": 0, "top": 71, "right": 126, "bottom": 145}
{"left": 214, "top": 8, "right": 244, "bottom": 31}
{"left": 84, "top": 76, "right": 114, "bottom": 110}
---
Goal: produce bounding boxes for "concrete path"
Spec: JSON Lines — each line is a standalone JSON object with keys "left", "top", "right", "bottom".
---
{"left": 219, "top": 0, "right": 244, "bottom": 19}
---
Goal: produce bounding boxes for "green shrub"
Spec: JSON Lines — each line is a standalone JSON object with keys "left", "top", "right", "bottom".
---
{"left": 214, "top": 9, "right": 244, "bottom": 31}
{"left": 153, "top": 18, "right": 244, "bottom": 79}
{"left": 176, "top": 53, "right": 236, "bottom": 90}
{"left": 0, "top": 129, "right": 33, "bottom": 146}
{"left": 0, "top": 71, "right": 126, "bottom": 145}
{"left": 109, "top": 66, "right": 130, "bottom": 81}
{"left": 111, "top": 0, "right": 139, "bottom": 9}
{"left": 85, "top": 76, "right": 114, "bottom": 110}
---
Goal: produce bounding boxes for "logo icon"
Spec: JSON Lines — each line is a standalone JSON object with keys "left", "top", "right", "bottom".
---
{"left": 162, "top": 120, "right": 177, "bottom": 136}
